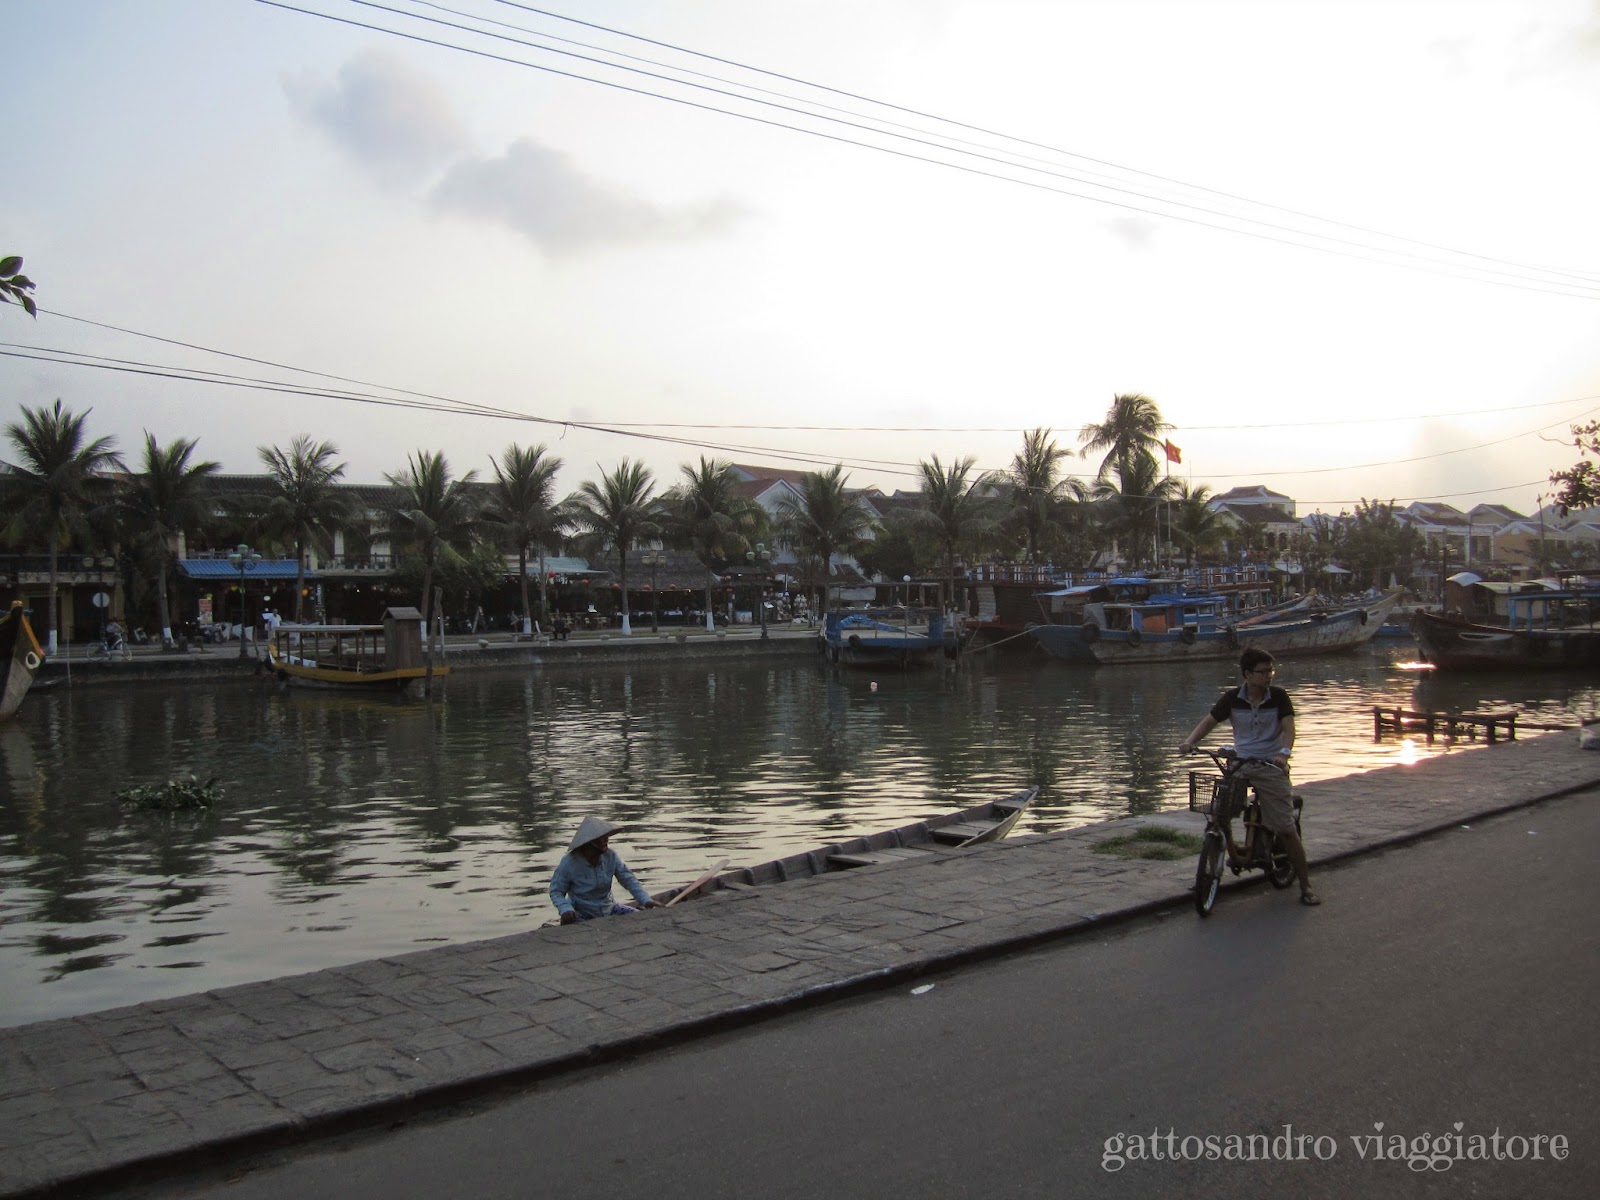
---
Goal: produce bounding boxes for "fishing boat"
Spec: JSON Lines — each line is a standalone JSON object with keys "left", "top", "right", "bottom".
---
{"left": 1027, "top": 590, "right": 1400, "bottom": 665}
{"left": 960, "top": 565, "right": 1279, "bottom": 649}
{"left": 0, "top": 601, "right": 44, "bottom": 721}
{"left": 821, "top": 606, "right": 955, "bottom": 669}
{"left": 1411, "top": 604, "right": 1600, "bottom": 670}
{"left": 656, "top": 786, "right": 1040, "bottom": 904}
{"left": 266, "top": 607, "right": 448, "bottom": 691}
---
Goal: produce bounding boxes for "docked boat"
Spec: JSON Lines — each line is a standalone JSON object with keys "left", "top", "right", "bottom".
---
{"left": 266, "top": 607, "right": 448, "bottom": 690}
{"left": 1027, "top": 590, "right": 1400, "bottom": 665}
{"left": 1411, "top": 605, "right": 1600, "bottom": 670}
{"left": 821, "top": 607, "right": 955, "bottom": 669}
{"left": 962, "top": 567, "right": 1275, "bottom": 648}
{"left": 655, "top": 786, "right": 1040, "bottom": 904}
{"left": 1, "top": 601, "right": 45, "bottom": 721}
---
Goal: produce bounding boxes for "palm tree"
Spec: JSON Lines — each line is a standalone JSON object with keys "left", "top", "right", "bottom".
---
{"left": 1, "top": 254, "right": 37, "bottom": 316}
{"left": 259, "top": 435, "right": 354, "bottom": 621}
{"left": 1, "top": 400, "right": 122, "bottom": 653}
{"left": 1169, "top": 481, "right": 1221, "bottom": 568}
{"left": 571, "top": 459, "right": 658, "bottom": 636}
{"left": 908, "top": 455, "right": 995, "bottom": 611}
{"left": 120, "top": 433, "right": 220, "bottom": 648}
{"left": 482, "top": 443, "right": 565, "bottom": 635}
{"left": 1003, "top": 428, "right": 1077, "bottom": 564}
{"left": 663, "top": 457, "right": 763, "bottom": 632}
{"left": 1093, "top": 452, "right": 1178, "bottom": 569}
{"left": 773, "top": 464, "right": 875, "bottom": 616}
{"left": 1079, "top": 393, "right": 1172, "bottom": 484}
{"left": 384, "top": 451, "right": 481, "bottom": 629}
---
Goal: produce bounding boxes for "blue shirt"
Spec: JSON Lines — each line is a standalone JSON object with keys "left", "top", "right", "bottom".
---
{"left": 549, "top": 848, "right": 652, "bottom": 919}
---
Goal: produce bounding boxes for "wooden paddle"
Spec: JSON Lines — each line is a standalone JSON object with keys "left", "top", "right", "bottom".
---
{"left": 664, "top": 858, "right": 730, "bottom": 906}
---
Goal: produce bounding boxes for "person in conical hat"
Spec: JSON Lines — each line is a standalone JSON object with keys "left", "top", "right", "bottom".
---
{"left": 549, "top": 814, "right": 660, "bottom": 925}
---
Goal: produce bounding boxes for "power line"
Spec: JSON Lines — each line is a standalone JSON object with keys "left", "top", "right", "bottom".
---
{"left": 4, "top": 313, "right": 1571, "bottom": 507}
{"left": 490, "top": 0, "right": 1600, "bottom": 291}
{"left": 252, "top": 0, "right": 1600, "bottom": 301}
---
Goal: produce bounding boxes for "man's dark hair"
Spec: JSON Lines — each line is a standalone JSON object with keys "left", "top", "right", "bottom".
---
{"left": 1239, "top": 647, "right": 1274, "bottom": 676}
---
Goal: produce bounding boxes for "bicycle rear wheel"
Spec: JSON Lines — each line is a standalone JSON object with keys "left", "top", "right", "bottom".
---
{"left": 1194, "top": 829, "right": 1223, "bottom": 916}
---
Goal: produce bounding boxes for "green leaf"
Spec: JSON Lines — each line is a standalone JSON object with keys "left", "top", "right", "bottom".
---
{"left": 0, "top": 256, "right": 21, "bottom": 276}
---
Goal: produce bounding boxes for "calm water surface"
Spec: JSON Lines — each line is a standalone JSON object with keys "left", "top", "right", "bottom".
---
{"left": 3, "top": 646, "right": 1595, "bottom": 1026}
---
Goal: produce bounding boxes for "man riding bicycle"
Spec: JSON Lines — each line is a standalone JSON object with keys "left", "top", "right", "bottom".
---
{"left": 1179, "top": 648, "right": 1321, "bottom": 906}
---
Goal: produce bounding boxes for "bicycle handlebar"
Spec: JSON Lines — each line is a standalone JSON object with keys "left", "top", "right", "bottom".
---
{"left": 1186, "top": 746, "right": 1280, "bottom": 771}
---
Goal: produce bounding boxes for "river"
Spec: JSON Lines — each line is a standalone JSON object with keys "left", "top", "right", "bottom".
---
{"left": 2, "top": 644, "right": 1594, "bottom": 1027}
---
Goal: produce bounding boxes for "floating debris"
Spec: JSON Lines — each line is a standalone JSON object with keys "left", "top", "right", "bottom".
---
{"left": 115, "top": 777, "right": 224, "bottom": 811}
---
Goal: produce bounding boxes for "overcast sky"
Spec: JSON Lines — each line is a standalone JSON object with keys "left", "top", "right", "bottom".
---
{"left": 5, "top": 0, "right": 1600, "bottom": 518}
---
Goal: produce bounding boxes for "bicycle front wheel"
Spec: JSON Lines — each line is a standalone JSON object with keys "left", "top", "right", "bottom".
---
{"left": 1194, "top": 829, "right": 1223, "bottom": 916}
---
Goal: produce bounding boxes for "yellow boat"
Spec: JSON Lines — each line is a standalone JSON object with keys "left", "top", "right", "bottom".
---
{"left": 266, "top": 607, "right": 447, "bottom": 691}
{"left": 1, "top": 600, "right": 45, "bottom": 721}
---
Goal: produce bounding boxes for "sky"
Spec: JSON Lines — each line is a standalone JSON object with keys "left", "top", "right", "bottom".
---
{"left": 5, "top": 0, "right": 1600, "bottom": 520}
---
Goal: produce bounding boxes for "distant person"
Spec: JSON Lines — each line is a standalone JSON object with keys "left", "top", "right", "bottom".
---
{"left": 1179, "top": 648, "right": 1320, "bottom": 906}
{"left": 549, "top": 816, "right": 660, "bottom": 924}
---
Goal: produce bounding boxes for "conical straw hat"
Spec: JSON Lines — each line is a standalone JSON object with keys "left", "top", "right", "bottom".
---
{"left": 569, "top": 814, "right": 617, "bottom": 851}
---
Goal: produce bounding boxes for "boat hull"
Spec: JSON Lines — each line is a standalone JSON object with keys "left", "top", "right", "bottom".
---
{"left": 0, "top": 602, "right": 44, "bottom": 722}
{"left": 655, "top": 786, "right": 1039, "bottom": 904}
{"left": 1029, "top": 592, "right": 1400, "bottom": 665}
{"left": 822, "top": 609, "right": 952, "bottom": 669}
{"left": 1411, "top": 609, "right": 1600, "bottom": 670}
{"left": 268, "top": 644, "right": 449, "bottom": 690}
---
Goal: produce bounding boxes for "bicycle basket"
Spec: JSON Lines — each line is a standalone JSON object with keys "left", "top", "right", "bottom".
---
{"left": 1188, "top": 771, "right": 1248, "bottom": 819}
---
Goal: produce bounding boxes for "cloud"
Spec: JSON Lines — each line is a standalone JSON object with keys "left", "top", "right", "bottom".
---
{"left": 283, "top": 51, "right": 471, "bottom": 184}
{"left": 430, "top": 138, "right": 749, "bottom": 255}
{"left": 1105, "top": 216, "right": 1158, "bottom": 250}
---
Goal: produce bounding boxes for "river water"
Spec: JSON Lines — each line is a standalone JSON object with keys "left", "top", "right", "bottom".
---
{"left": 2, "top": 644, "right": 1595, "bottom": 1027}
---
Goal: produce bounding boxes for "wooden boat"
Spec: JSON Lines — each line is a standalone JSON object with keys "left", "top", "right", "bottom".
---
{"left": 821, "top": 606, "right": 955, "bottom": 669}
{"left": 1027, "top": 590, "right": 1400, "bottom": 665}
{"left": 961, "top": 566, "right": 1276, "bottom": 648}
{"left": 655, "top": 786, "right": 1040, "bottom": 904}
{"left": 1411, "top": 605, "right": 1600, "bottom": 670}
{"left": 0, "top": 601, "right": 44, "bottom": 721}
{"left": 266, "top": 611, "right": 448, "bottom": 690}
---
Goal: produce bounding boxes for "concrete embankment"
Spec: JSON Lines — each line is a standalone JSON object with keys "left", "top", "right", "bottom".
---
{"left": 2, "top": 732, "right": 1596, "bottom": 1198}
{"left": 33, "top": 628, "right": 824, "bottom": 686}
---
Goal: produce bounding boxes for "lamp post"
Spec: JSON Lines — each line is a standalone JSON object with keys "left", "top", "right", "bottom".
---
{"left": 227, "top": 543, "right": 262, "bottom": 660}
{"left": 641, "top": 547, "right": 666, "bottom": 633}
{"left": 746, "top": 543, "right": 772, "bottom": 639}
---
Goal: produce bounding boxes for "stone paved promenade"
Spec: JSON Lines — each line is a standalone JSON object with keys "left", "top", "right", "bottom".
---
{"left": 3, "top": 732, "right": 1597, "bottom": 1198}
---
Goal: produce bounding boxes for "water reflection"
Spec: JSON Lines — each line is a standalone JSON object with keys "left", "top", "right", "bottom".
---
{"left": 2, "top": 645, "right": 1594, "bottom": 1025}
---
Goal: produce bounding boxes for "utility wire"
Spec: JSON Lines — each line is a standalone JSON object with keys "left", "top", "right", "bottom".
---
{"left": 339, "top": 0, "right": 1600, "bottom": 297}
{"left": 4, "top": 323, "right": 1572, "bottom": 500}
{"left": 254, "top": 0, "right": 1600, "bottom": 300}
{"left": 493, "top": 0, "right": 1600, "bottom": 291}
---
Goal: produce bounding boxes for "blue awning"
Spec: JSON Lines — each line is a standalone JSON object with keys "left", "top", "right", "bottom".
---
{"left": 179, "top": 559, "right": 313, "bottom": 581}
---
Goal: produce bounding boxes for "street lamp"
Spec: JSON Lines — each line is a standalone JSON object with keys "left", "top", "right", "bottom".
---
{"left": 227, "top": 543, "right": 262, "bottom": 660}
{"left": 746, "top": 542, "right": 772, "bottom": 639}
{"left": 641, "top": 546, "right": 667, "bottom": 634}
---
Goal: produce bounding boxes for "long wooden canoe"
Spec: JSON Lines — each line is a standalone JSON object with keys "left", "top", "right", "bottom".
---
{"left": 655, "top": 786, "right": 1040, "bottom": 904}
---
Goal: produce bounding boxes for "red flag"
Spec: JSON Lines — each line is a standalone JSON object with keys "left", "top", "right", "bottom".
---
{"left": 1164, "top": 440, "right": 1182, "bottom": 464}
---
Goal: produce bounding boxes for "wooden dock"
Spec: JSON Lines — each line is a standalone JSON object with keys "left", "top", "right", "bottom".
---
{"left": 1371, "top": 706, "right": 1518, "bottom": 743}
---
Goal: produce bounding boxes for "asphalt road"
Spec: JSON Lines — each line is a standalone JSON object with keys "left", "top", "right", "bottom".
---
{"left": 140, "top": 790, "right": 1598, "bottom": 1200}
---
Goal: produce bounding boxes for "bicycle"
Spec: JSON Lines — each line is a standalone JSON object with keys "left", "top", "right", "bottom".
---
{"left": 1186, "top": 746, "right": 1303, "bottom": 917}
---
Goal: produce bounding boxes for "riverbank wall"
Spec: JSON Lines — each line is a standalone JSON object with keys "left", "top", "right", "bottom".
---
{"left": 34, "top": 627, "right": 827, "bottom": 686}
